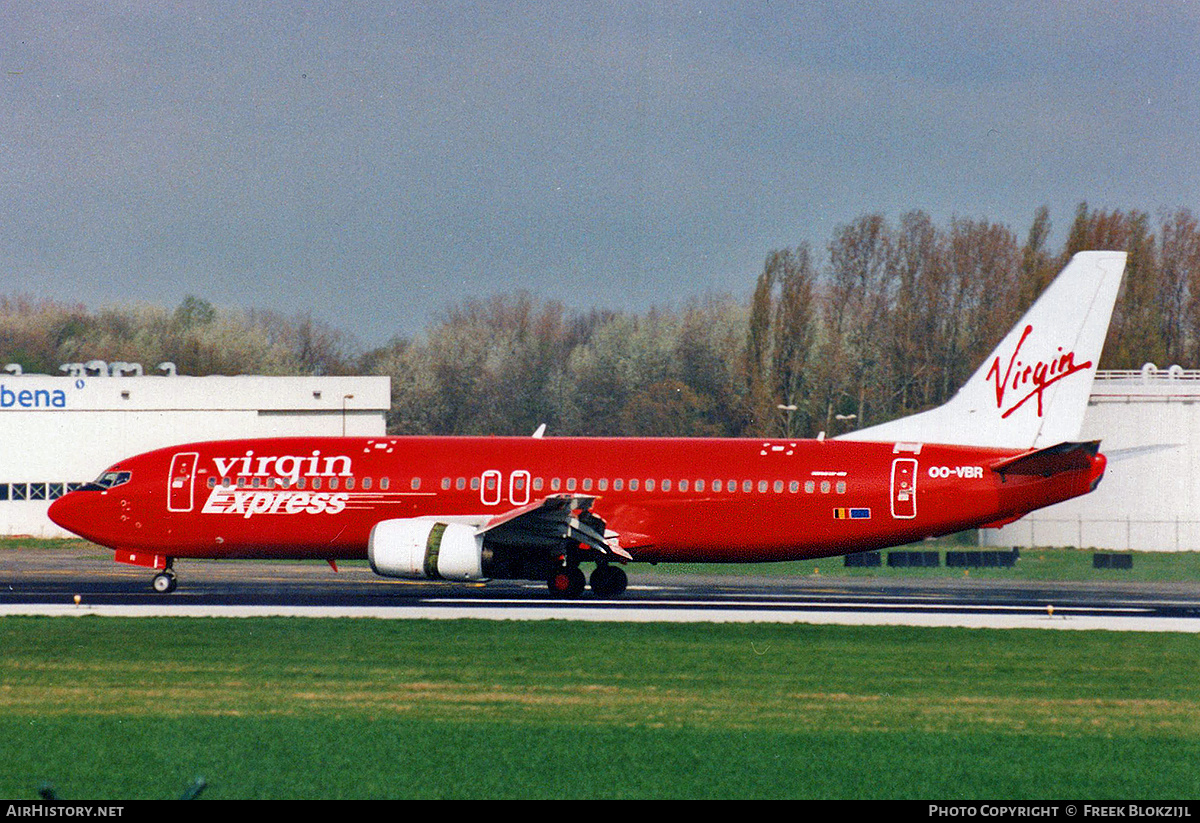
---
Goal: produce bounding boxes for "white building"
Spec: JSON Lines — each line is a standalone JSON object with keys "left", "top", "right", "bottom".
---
{"left": 0, "top": 364, "right": 389, "bottom": 537}
{"left": 984, "top": 365, "right": 1200, "bottom": 552}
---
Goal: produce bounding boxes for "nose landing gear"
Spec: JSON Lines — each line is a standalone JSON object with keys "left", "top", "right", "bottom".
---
{"left": 151, "top": 564, "right": 177, "bottom": 594}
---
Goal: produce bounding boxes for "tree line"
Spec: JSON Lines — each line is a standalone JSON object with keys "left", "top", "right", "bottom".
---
{"left": 4, "top": 203, "right": 1199, "bottom": 438}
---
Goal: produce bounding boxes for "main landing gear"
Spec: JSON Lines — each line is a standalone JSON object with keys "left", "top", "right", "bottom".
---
{"left": 547, "top": 563, "right": 628, "bottom": 599}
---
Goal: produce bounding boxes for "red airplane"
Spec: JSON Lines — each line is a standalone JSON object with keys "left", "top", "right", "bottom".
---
{"left": 48, "top": 251, "right": 1126, "bottom": 598}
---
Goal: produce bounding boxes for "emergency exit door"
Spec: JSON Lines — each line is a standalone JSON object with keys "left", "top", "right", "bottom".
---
{"left": 168, "top": 452, "right": 199, "bottom": 512}
{"left": 890, "top": 458, "right": 917, "bottom": 519}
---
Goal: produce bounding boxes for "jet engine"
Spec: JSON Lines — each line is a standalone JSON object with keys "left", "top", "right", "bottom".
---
{"left": 368, "top": 518, "right": 486, "bottom": 581}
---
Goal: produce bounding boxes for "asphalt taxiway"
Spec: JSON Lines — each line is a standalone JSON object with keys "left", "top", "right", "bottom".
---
{"left": 4, "top": 544, "right": 1200, "bottom": 631}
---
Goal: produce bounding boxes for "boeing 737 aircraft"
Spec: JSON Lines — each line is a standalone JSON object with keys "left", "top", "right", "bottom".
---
{"left": 49, "top": 251, "right": 1127, "bottom": 597}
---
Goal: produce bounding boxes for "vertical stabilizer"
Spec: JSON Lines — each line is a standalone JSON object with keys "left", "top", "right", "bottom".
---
{"left": 839, "top": 251, "right": 1126, "bottom": 450}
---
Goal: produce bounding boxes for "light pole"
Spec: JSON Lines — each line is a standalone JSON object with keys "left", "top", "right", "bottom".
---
{"left": 777, "top": 404, "right": 797, "bottom": 438}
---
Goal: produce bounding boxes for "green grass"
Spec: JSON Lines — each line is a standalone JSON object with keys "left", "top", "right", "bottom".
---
{"left": 3, "top": 618, "right": 1200, "bottom": 799}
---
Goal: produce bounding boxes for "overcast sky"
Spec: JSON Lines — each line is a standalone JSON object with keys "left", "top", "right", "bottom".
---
{"left": 2, "top": 2, "right": 1197, "bottom": 347}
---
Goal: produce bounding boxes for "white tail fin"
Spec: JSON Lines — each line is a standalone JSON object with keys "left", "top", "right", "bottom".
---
{"left": 839, "top": 250, "right": 1127, "bottom": 450}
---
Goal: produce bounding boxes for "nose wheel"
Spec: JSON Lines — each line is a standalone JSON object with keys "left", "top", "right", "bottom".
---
{"left": 152, "top": 570, "right": 177, "bottom": 594}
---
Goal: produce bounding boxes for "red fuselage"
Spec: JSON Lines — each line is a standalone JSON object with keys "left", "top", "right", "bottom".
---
{"left": 48, "top": 435, "right": 1105, "bottom": 565}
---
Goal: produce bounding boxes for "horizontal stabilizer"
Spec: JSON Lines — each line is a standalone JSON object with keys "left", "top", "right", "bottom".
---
{"left": 989, "top": 441, "right": 1099, "bottom": 479}
{"left": 1103, "top": 443, "right": 1181, "bottom": 463}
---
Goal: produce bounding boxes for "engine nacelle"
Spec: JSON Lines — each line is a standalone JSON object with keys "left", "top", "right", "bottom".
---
{"left": 368, "top": 518, "right": 486, "bottom": 581}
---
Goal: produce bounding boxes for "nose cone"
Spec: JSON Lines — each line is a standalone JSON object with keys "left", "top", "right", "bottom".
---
{"left": 48, "top": 492, "right": 106, "bottom": 545}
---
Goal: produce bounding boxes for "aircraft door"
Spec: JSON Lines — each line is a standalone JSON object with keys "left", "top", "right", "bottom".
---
{"left": 168, "top": 452, "right": 199, "bottom": 512}
{"left": 509, "top": 470, "right": 530, "bottom": 506}
{"left": 890, "top": 458, "right": 917, "bottom": 519}
{"left": 481, "top": 470, "right": 502, "bottom": 506}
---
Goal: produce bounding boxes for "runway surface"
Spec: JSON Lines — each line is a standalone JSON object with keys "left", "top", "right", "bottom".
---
{"left": 4, "top": 545, "right": 1200, "bottom": 631}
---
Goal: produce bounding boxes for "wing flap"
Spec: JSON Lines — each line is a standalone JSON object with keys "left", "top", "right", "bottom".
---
{"left": 479, "top": 494, "right": 631, "bottom": 560}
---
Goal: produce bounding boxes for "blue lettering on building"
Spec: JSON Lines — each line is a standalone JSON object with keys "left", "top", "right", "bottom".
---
{"left": 0, "top": 385, "right": 68, "bottom": 409}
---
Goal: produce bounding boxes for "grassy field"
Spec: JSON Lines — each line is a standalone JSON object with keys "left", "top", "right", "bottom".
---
{"left": 2, "top": 617, "right": 1200, "bottom": 799}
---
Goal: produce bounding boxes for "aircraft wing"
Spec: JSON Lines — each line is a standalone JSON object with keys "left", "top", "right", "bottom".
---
{"left": 478, "top": 494, "right": 632, "bottom": 560}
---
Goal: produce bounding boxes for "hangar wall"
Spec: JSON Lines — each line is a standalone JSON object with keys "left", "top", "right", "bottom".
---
{"left": 0, "top": 367, "right": 390, "bottom": 537}
{"left": 983, "top": 366, "right": 1200, "bottom": 552}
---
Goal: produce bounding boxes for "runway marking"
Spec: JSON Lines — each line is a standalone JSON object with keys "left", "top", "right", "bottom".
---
{"left": 2, "top": 602, "right": 1197, "bottom": 632}
{"left": 425, "top": 597, "right": 1154, "bottom": 614}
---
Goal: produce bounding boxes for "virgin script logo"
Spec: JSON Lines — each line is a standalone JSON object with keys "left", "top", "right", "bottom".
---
{"left": 985, "top": 325, "right": 1092, "bottom": 419}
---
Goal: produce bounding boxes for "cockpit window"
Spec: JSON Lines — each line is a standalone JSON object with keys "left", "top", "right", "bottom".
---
{"left": 81, "top": 470, "right": 132, "bottom": 491}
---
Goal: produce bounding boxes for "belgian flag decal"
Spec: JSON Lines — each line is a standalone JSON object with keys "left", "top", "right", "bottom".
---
{"left": 833, "top": 508, "right": 871, "bottom": 520}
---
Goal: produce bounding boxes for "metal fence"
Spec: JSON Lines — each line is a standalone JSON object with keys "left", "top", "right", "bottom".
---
{"left": 981, "top": 517, "right": 1200, "bottom": 552}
